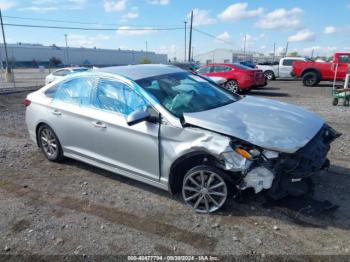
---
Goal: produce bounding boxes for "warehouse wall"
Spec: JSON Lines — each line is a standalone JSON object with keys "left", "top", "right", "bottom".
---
{"left": 0, "top": 44, "right": 168, "bottom": 67}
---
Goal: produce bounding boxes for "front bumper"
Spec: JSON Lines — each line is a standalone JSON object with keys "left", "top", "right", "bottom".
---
{"left": 238, "top": 124, "right": 341, "bottom": 198}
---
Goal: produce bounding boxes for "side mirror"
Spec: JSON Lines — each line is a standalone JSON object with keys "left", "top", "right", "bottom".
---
{"left": 126, "top": 110, "right": 150, "bottom": 126}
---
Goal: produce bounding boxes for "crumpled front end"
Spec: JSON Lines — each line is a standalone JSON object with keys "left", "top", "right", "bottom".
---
{"left": 232, "top": 124, "right": 341, "bottom": 198}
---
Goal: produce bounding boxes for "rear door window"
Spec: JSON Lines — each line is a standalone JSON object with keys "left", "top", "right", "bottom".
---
{"left": 213, "top": 66, "right": 231, "bottom": 72}
{"left": 93, "top": 79, "right": 148, "bottom": 116}
{"left": 197, "top": 66, "right": 212, "bottom": 74}
{"left": 282, "top": 59, "right": 296, "bottom": 66}
{"left": 53, "top": 77, "right": 96, "bottom": 105}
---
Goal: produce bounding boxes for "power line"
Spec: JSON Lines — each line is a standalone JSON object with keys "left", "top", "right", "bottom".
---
{"left": 3, "top": 15, "right": 180, "bottom": 27}
{"left": 3, "top": 23, "right": 183, "bottom": 31}
{"left": 192, "top": 28, "right": 235, "bottom": 47}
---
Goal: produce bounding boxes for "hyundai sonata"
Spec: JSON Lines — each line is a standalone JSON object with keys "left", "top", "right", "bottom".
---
{"left": 25, "top": 64, "right": 339, "bottom": 213}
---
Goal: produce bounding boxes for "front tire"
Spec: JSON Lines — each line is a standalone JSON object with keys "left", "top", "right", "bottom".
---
{"left": 38, "top": 125, "right": 64, "bottom": 162}
{"left": 302, "top": 72, "right": 319, "bottom": 86}
{"left": 225, "top": 80, "right": 239, "bottom": 93}
{"left": 264, "top": 70, "right": 275, "bottom": 80}
{"left": 182, "top": 165, "right": 230, "bottom": 213}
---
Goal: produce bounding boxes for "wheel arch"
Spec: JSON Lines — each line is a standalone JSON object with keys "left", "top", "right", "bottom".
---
{"left": 301, "top": 68, "right": 321, "bottom": 78}
{"left": 168, "top": 151, "right": 227, "bottom": 195}
{"left": 35, "top": 122, "right": 53, "bottom": 147}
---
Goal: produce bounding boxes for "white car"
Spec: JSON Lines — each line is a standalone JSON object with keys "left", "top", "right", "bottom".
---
{"left": 257, "top": 57, "right": 309, "bottom": 80}
{"left": 45, "top": 67, "right": 89, "bottom": 85}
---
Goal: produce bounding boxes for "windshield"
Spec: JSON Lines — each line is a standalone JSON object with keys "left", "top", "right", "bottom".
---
{"left": 136, "top": 72, "right": 239, "bottom": 117}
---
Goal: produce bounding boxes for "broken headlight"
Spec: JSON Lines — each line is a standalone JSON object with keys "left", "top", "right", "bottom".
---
{"left": 262, "top": 150, "right": 279, "bottom": 159}
{"left": 221, "top": 150, "right": 252, "bottom": 172}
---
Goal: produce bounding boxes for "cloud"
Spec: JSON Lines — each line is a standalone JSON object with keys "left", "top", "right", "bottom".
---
{"left": 215, "top": 32, "right": 230, "bottom": 43}
{"left": 19, "top": 0, "right": 86, "bottom": 13}
{"left": 0, "top": 0, "right": 17, "bottom": 10}
{"left": 240, "top": 33, "right": 266, "bottom": 49}
{"left": 288, "top": 29, "right": 315, "bottom": 42}
{"left": 116, "top": 26, "right": 157, "bottom": 36}
{"left": 18, "top": 6, "right": 58, "bottom": 13}
{"left": 301, "top": 46, "right": 337, "bottom": 56}
{"left": 158, "top": 44, "right": 177, "bottom": 57}
{"left": 187, "top": 9, "right": 216, "bottom": 26}
{"left": 256, "top": 7, "right": 303, "bottom": 29}
{"left": 121, "top": 7, "right": 139, "bottom": 21}
{"left": 218, "top": 3, "right": 263, "bottom": 22}
{"left": 104, "top": 0, "right": 127, "bottom": 12}
{"left": 323, "top": 26, "right": 337, "bottom": 34}
{"left": 67, "top": 34, "right": 112, "bottom": 48}
{"left": 148, "top": 0, "right": 170, "bottom": 5}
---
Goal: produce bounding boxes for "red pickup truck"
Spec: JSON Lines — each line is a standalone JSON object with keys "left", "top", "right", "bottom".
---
{"left": 293, "top": 53, "right": 350, "bottom": 86}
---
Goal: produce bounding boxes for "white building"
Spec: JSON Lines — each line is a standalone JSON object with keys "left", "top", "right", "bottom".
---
{"left": 0, "top": 43, "right": 168, "bottom": 67}
{"left": 193, "top": 48, "right": 267, "bottom": 65}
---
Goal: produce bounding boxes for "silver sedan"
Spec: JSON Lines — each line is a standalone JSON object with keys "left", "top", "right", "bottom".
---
{"left": 25, "top": 64, "right": 339, "bottom": 213}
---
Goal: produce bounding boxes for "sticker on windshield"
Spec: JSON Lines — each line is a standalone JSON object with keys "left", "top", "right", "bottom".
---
{"left": 189, "top": 75, "right": 207, "bottom": 82}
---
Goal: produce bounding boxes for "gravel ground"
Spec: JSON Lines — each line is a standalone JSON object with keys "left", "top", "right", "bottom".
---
{"left": 0, "top": 79, "right": 349, "bottom": 258}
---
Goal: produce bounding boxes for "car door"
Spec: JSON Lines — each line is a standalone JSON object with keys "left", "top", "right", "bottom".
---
{"left": 88, "top": 77, "right": 160, "bottom": 181}
{"left": 207, "top": 66, "right": 232, "bottom": 79}
{"left": 279, "top": 59, "right": 295, "bottom": 77}
{"left": 46, "top": 76, "right": 100, "bottom": 158}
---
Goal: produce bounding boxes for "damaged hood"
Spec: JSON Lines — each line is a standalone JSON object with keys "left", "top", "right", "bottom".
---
{"left": 183, "top": 96, "right": 325, "bottom": 153}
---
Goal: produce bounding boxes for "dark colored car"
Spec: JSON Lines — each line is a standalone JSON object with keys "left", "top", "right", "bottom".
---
{"left": 169, "top": 62, "right": 199, "bottom": 73}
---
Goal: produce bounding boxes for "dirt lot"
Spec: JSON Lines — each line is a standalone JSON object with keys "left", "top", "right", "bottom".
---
{"left": 0, "top": 79, "right": 349, "bottom": 258}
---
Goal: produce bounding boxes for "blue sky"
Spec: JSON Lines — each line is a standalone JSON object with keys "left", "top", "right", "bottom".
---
{"left": 1, "top": 0, "right": 350, "bottom": 60}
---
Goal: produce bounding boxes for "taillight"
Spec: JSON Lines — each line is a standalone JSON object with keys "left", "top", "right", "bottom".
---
{"left": 23, "top": 99, "right": 31, "bottom": 107}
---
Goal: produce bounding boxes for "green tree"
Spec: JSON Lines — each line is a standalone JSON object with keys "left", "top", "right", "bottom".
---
{"left": 288, "top": 51, "right": 300, "bottom": 57}
{"left": 49, "top": 56, "right": 62, "bottom": 67}
{"left": 139, "top": 58, "right": 151, "bottom": 64}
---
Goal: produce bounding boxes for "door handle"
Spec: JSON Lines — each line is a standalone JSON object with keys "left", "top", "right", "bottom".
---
{"left": 91, "top": 121, "right": 106, "bottom": 128}
{"left": 52, "top": 109, "right": 62, "bottom": 116}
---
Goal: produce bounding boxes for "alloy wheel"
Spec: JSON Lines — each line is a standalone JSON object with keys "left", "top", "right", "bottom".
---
{"left": 182, "top": 170, "right": 228, "bottom": 213}
{"left": 226, "top": 81, "right": 239, "bottom": 93}
{"left": 40, "top": 128, "right": 58, "bottom": 158}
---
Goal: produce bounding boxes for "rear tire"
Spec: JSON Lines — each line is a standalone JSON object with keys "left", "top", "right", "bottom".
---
{"left": 38, "top": 125, "right": 64, "bottom": 162}
{"left": 225, "top": 80, "right": 239, "bottom": 93}
{"left": 302, "top": 72, "right": 320, "bottom": 86}
{"left": 264, "top": 70, "right": 275, "bottom": 81}
{"left": 182, "top": 165, "right": 231, "bottom": 213}
{"left": 332, "top": 98, "right": 338, "bottom": 106}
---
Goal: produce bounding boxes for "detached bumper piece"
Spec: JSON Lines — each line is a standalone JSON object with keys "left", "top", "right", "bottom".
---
{"left": 268, "top": 125, "right": 341, "bottom": 199}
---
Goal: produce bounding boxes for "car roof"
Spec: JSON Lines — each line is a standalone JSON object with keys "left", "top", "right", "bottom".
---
{"left": 97, "top": 64, "right": 185, "bottom": 80}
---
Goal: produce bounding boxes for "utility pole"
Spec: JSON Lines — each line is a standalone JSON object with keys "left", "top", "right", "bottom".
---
{"left": 243, "top": 35, "right": 247, "bottom": 60}
{"left": 145, "top": 41, "right": 148, "bottom": 59}
{"left": 64, "top": 34, "right": 70, "bottom": 65}
{"left": 184, "top": 21, "right": 187, "bottom": 62}
{"left": 284, "top": 41, "right": 289, "bottom": 57}
{"left": 0, "top": 8, "right": 13, "bottom": 82}
{"left": 311, "top": 48, "right": 314, "bottom": 59}
{"left": 191, "top": 46, "right": 194, "bottom": 61}
{"left": 188, "top": 10, "right": 193, "bottom": 62}
{"left": 272, "top": 42, "right": 276, "bottom": 63}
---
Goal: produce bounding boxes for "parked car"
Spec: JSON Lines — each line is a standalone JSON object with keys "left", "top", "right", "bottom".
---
{"left": 25, "top": 64, "right": 339, "bottom": 213}
{"left": 238, "top": 61, "right": 256, "bottom": 69}
{"left": 169, "top": 62, "right": 199, "bottom": 73}
{"left": 257, "top": 57, "right": 308, "bottom": 80}
{"left": 45, "top": 67, "right": 89, "bottom": 85}
{"left": 293, "top": 52, "right": 350, "bottom": 86}
{"left": 197, "top": 63, "right": 266, "bottom": 93}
